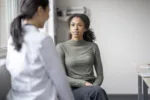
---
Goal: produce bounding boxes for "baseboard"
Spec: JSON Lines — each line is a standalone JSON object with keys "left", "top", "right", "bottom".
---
{"left": 108, "top": 94, "right": 150, "bottom": 100}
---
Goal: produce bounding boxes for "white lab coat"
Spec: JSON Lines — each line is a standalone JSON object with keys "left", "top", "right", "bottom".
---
{"left": 6, "top": 24, "right": 74, "bottom": 100}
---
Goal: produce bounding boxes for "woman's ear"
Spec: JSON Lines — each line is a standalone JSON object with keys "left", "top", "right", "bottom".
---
{"left": 37, "top": 6, "right": 44, "bottom": 15}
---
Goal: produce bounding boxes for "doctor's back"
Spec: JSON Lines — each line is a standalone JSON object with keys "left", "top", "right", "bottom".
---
{"left": 5, "top": 0, "right": 74, "bottom": 100}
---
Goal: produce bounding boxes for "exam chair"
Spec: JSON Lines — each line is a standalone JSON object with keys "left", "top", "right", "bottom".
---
{"left": 0, "top": 59, "right": 11, "bottom": 100}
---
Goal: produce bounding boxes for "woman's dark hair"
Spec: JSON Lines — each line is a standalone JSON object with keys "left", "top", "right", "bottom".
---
{"left": 10, "top": 0, "right": 49, "bottom": 51}
{"left": 68, "top": 14, "right": 96, "bottom": 42}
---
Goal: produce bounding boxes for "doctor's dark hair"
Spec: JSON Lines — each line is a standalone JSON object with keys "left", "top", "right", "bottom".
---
{"left": 10, "top": 0, "right": 49, "bottom": 51}
{"left": 68, "top": 14, "right": 96, "bottom": 42}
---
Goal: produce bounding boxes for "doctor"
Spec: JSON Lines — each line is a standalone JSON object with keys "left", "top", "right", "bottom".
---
{"left": 6, "top": 0, "right": 74, "bottom": 100}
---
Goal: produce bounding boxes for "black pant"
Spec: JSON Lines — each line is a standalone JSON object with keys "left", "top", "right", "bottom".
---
{"left": 72, "top": 86, "right": 108, "bottom": 100}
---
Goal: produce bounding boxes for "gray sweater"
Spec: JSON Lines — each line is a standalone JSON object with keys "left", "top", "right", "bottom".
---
{"left": 56, "top": 39, "right": 103, "bottom": 87}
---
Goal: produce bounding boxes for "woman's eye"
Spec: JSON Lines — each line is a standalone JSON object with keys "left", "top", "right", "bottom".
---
{"left": 71, "top": 24, "right": 75, "bottom": 26}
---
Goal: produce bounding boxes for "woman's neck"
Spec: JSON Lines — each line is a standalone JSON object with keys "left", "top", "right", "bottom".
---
{"left": 71, "top": 37, "right": 83, "bottom": 41}
{"left": 23, "top": 19, "right": 40, "bottom": 28}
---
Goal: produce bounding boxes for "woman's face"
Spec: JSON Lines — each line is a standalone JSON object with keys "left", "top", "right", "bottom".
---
{"left": 69, "top": 17, "right": 86, "bottom": 40}
{"left": 37, "top": 6, "right": 50, "bottom": 28}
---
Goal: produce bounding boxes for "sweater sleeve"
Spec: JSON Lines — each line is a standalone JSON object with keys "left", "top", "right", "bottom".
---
{"left": 56, "top": 44, "right": 86, "bottom": 87}
{"left": 39, "top": 36, "right": 74, "bottom": 100}
{"left": 93, "top": 43, "right": 104, "bottom": 86}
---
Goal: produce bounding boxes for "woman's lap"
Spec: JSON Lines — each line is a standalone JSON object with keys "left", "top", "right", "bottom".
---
{"left": 72, "top": 86, "right": 108, "bottom": 100}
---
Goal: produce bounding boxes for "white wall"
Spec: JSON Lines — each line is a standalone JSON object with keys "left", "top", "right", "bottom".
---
{"left": 56, "top": 0, "right": 150, "bottom": 94}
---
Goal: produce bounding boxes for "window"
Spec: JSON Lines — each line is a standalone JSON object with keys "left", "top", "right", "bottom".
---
{"left": 0, "top": 0, "right": 19, "bottom": 57}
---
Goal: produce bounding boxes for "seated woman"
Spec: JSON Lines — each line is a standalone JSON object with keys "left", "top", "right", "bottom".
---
{"left": 56, "top": 13, "right": 108, "bottom": 100}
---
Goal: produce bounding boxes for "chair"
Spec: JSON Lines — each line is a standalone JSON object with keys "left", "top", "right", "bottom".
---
{"left": 0, "top": 58, "right": 11, "bottom": 100}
